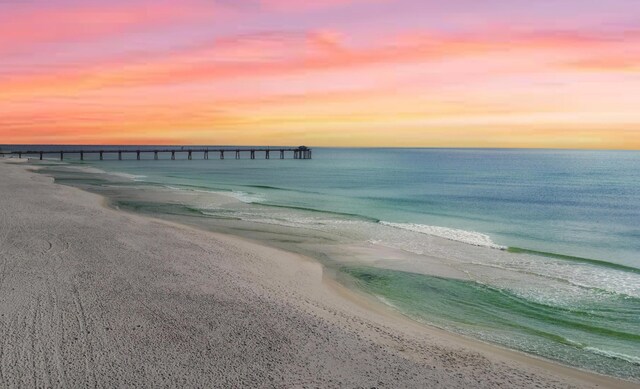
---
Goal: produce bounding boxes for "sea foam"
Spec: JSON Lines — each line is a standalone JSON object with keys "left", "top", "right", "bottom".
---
{"left": 164, "top": 185, "right": 265, "bottom": 204}
{"left": 224, "top": 191, "right": 265, "bottom": 204}
{"left": 379, "top": 221, "right": 506, "bottom": 249}
{"left": 584, "top": 347, "right": 640, "bottom": 365}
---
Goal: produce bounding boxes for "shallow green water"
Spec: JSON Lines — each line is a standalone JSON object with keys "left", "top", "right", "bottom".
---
{"left": 342, "top": 266, "right": 640, "bottom": 380}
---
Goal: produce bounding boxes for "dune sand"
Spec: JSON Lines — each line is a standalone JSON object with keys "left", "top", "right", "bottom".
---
{"left": 0, "top": 160, "right": 634, "bottom": 388}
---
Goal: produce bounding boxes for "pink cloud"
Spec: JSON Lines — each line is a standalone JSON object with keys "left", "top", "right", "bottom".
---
{"left": 0, "top": 2, "right": 231, "bottom": 55}
{"left": 567, "top": 55, "right": 640, "bottom": 71}
{"left": 2, "top": 26, "right": 639, "bottom": 102}
{"left": 259, "top": 0, "right": 387, "bottom": 12}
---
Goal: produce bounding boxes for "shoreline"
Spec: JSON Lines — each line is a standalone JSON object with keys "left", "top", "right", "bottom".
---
{"left": 1, "top": 159, "right": 636, "bottom": 388}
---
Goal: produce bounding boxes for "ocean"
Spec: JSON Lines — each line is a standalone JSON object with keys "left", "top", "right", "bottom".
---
{"left": 11, "top": 147, "right": 640, "bottom": 381}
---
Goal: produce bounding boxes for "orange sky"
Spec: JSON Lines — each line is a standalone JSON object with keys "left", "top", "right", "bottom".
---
{"left": 1, "top": 0, "right": 639, "bottom": 148}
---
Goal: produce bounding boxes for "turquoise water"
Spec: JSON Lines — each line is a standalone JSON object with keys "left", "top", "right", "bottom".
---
{"left": 342, "top": 266, "right": 640, "bottom": 379}
{"left": 14, "top": 147, "right": 640, "bottom": 380}
{"left": 48, "top": 147, "right": 638, "bottom": 266}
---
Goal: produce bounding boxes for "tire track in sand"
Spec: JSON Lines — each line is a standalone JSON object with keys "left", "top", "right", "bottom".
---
{"left": 71, "top": 283, "right": 98, "bottom": 388}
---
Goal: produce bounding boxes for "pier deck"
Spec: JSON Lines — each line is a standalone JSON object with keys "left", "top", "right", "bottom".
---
{"left": 0, "top": 146, "right": 312, "bottom": 161}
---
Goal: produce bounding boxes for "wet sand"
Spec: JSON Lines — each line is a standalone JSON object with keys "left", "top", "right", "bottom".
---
{"left": 0, "top": 159, "right": 634, "bottom": 388}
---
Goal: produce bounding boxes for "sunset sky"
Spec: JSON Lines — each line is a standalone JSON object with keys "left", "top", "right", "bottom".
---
{"left": 1, "top": 0, "right": 639, "bottom": 148}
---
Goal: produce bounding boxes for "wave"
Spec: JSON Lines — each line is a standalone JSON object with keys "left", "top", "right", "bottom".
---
{"left": 373, "top": 221, "right": 639, "bottom": 275}
{"left": 59, "top": 163, "right": 149, "bottom": 181}
{"left": 242, "top": 184, "right": 328, "bottom": 196}
{"left": 163, "top": 184, "right": 227, "bottom": 193}
{"left": 110, "top": 172, "right": 147, "bottom": 181}
{"left": 162, "top": 184, "right": 265, "bottom": 204}
{"left": 244, "top": 185, "right": 287, "bottom": 191}
{"left": 468, "top": 260, "right": 640, "bottom": 301}
{"left": 507, "top": 247, "right": 640, "bottom": 275}
{"left": 222, "top": 191, "right": 265, "bottom": 204}
{"left": 379, "top": 221, "right": 507, "bottom": 249}
{"left": 584, "top": 347, "right": 640, "bottom": 365}
{"left": 256, "top": 203, "right": 381, "bottom": 223}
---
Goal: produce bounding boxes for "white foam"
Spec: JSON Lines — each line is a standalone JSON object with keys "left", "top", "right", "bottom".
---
{"left": 223, "top": 191, "right": 265, "bottom": 204}
{"left": 376, "top": 295, "right": 401, "bottom": 311}
{"left": 584, "top": 347, "right": 640, "bottom": 365}
{"left": 109, "top": 172, "right": 147, "bottom": 181}
{"left": 162, "top": 185, "right": 264, "bottom": 204}
{"left": 379, "top": 221, "right": 506, "bottom": 250}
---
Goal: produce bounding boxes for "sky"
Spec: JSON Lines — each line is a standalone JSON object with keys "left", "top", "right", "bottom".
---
{"left": 1, "top": 0, "right": 639, "bottom": 148}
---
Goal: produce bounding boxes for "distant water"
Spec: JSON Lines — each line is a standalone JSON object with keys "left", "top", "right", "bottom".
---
{"left": 13, "top": 146, "right": 640, "bottom": 381}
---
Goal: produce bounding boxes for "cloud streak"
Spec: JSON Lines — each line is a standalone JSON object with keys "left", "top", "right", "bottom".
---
{"left": 0, "top": 0, "right": 639, "bottom": 148}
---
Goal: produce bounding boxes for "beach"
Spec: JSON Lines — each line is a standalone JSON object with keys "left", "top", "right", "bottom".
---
{"left": 1, "top": 159, "right": 636, "bottom": 388}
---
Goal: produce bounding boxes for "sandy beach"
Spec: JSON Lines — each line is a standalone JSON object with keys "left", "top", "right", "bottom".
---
{"left": 0, "top": 159, "right": 635, "bottom": 388}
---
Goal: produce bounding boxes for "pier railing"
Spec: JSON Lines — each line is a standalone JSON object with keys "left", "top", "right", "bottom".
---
{"left": 0, "top": 146, "right": 312, "bottom": 161}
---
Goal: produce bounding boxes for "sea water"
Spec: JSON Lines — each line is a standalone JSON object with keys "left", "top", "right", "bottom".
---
{"left": 13, "top": 147, "right": 640, "bottom": 381}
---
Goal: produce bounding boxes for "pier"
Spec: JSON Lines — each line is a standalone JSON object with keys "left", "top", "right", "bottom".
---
{"left": 0, "top": 146, "right": 312, "bottom": 161}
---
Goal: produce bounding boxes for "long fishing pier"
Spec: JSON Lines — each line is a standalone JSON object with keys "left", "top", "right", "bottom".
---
{"left": 0, "top": 146, "right": 312, "bottom": 161}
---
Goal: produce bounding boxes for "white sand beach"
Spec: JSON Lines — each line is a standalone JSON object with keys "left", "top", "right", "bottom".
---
{"left": 0, "top": 159, "right": 634, "bottom": 388}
